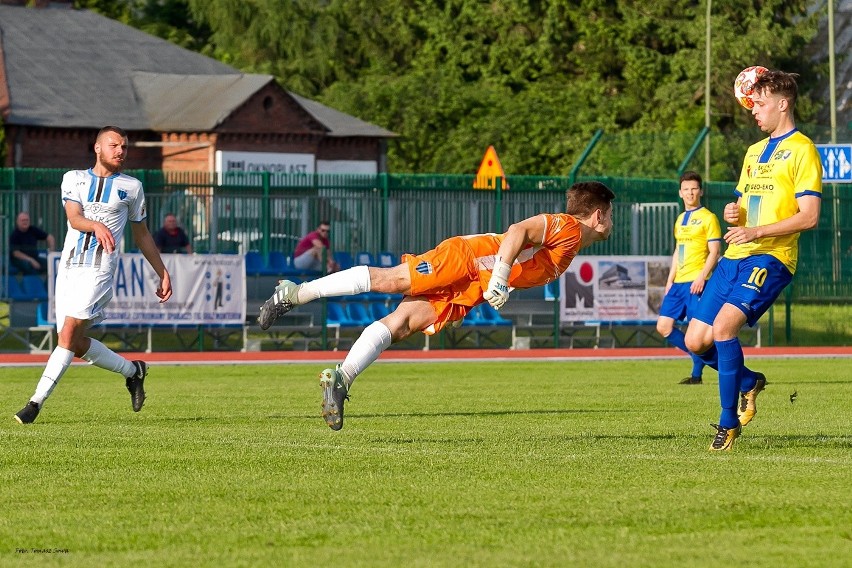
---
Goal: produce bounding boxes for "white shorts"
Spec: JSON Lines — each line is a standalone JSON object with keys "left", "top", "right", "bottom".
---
{"left": 54, "top": 267, "right": 114, "bottom": 333}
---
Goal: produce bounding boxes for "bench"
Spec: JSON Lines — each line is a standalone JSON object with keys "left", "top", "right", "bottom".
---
{"left": 89, "top": 323, "right": 247, "bottom": 353}
{"left": 510, "top": 319, "right": 761, "bottom": 349}
{"left": 511, "top": 321, "right": 603, "bottom": 349}
{"left": 244, "top": 324, "right": 331, "bottom": 351}
{"left": 586, "top": 320, "right": 761, "bottom": 348}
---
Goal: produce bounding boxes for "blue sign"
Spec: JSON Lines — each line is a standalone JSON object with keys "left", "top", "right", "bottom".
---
{"left": 816, "top": 144, "right": 852, "bottom": 183}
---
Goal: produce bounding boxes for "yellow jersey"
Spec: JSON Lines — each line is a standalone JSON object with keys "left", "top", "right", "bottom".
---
{"left": 727, "top": 129, "right": 823, "bottom": 273}
{"left": 673, "top": 206, "right": 721, "bottom": 283}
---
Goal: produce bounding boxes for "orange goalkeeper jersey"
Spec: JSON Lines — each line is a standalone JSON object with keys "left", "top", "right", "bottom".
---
{"left": 403, "top": 213, "right": 582, "bottom": 333}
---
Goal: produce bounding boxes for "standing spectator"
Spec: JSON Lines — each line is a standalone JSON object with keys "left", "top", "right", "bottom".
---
{"left": 9, "top": 211, "right": 56, "bottom": 274}
{"left": 153, "top": 213, "right": 192, "bottom": 254}
{"left": 292, "top": 220, "right": 339, "bottom": 273}
{"left": 13, "top": 126, "right": 172, "bottom": 425}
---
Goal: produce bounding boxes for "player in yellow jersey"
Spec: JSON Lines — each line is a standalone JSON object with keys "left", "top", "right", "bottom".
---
{"left": 685, "top": 70, "right": 823, "bottom": 450}
{"left": 656, "top": 171, "right": 721, "bottom": 385}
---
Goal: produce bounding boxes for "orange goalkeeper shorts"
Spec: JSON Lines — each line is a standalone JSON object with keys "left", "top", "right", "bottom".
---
{"left": 403, "top": 236, "right": 487, "bottom": 335}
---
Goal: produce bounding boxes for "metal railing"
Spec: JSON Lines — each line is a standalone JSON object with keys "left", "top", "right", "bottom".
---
{"left": 2, "top": 169, "right": 850, "bottom": 300}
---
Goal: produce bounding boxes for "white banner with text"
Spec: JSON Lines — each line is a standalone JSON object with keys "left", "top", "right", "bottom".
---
{"left": 47, "top": 253, "right": 246, "bottom": 326}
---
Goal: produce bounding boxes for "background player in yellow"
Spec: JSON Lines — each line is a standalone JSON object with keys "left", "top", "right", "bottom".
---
{"left": 685, "top": 70, "right": 823, "bottom": 450}
{"left": 656, "top": 171, "right": 721, "bottom": 384}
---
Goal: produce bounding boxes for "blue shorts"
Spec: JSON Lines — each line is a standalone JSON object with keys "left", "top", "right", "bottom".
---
{"left": 659, "top": 282, "right": 700, "bottom": 322}
{"left": 692, "top": 256, "right": 792, "bottom": 327}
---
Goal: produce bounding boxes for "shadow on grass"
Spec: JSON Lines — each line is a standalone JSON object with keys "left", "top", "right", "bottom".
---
{"left": 18, "top": 410, "right": 617, "bottom": 426}
{"left": 33, "top": 414, "right": 257, "bottom": 425}
{"left": 351, "top": 408, "right": 630, "bottom": 420}
{"left": 242, "top": 408, "right": 631, "bottom": 422}
{"left": 356, "top": 432, "right": 852, "bottom": 448}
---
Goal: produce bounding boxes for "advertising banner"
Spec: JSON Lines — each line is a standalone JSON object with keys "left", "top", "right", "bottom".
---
{"left": 47, "top": 253, "right": 246, "bottom": 326}
{"left": 215, "top": 150, "right": 315, "bottom": 186}
{"left": 559, "top": 255, "right": 671, "bottom": 323}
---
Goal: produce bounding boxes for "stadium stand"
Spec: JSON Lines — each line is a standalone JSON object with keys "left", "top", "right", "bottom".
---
{"left": 266, "top": 251, "right": 289, "bottom": 275}
{"left": 346, "top": 302, "right": 374, "bottom": 327}
{"left": 35, "top": 301, "right": 50, "bottom": 327}
{"left": 477, "top": 303, "right": 513, "bottom": 326}
{"left": 326, "top": 302, "right": 361, "bottom": 327}
{"left": 355, "top": 251, "right": 375, "bottom": 266}
{"left": 333, "top": 251, "right": 354, "bottom": 271}
{"left": 27, "top": 301, "right": 55, "bottom": 352}
{"left": 22, "top": 275, "right": 48, "bottom": 301}
{"left": 543, "top": 280, "right": 559, "bottom": 301}
{"left": 5, "top": 277, "right": 29, "bottom": 301}
{"left": 378, "top": 251, "right": 397, "bottom": 268}
{"left": 370, "top": 301, "right": 393, "bottom": 320}
{"left": 244, "top": 251, "right": 266, "bottom": 276}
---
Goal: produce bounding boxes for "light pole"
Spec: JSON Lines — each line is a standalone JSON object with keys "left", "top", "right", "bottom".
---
{"left": 828, "top": 0, "right": 840, "bottom": 281}
{"left": 829, "top": 0, "right": 836, "bottom": 144}
{"left": 705, "top": 0, "right": 712, "bottom": 181}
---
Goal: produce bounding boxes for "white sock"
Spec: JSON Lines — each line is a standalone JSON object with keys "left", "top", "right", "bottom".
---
{"left": 31, "top": 346, "right": 75, "bottom": 407}
{"left": 82, "top": 338, "right": 136, "bottom": 377}
{"left": 340, "top": 321, "right": 392, "bottom": 386}
{"left": 297, "top": 266, "right": 371, "bottom": 303}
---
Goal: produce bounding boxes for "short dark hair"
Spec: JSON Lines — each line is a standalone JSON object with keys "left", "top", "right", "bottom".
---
{"left": 753, "top": 69, "right": 799, "bottom": 108}
{"left": 679, "top": 171, "right": 702, "bottom": 188}
{"left": 97, "top": 125, "right": 128, "bottom": 141}
{"left": 319, "top": 220, "right": 331, "bottom": 226}
{"left": 566, "top": 181, "right": 615, "bottom": 219}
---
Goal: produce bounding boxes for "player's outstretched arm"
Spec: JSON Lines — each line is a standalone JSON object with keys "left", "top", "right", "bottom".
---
{"left": 484, "top": 215, "right": 546, "bottom": 309}
{"left": 131, "top": 221, "right": 172, "bottom": 303}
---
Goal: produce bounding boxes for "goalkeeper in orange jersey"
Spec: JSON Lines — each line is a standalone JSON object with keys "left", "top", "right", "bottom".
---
{"left": 258, "top": 181, "right": 616, "bottom": 431}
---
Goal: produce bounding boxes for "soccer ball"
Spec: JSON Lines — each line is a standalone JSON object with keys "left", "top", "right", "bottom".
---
{"left": 733, "top": 66, "right": 768, "bottom": 109}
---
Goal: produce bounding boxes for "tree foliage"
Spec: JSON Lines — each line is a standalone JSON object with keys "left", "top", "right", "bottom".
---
{"left": 80, "top": 0, "right": 824, "bottom": 178}
{"left": 74, "top": 0, "right": 213, "bottom": 53}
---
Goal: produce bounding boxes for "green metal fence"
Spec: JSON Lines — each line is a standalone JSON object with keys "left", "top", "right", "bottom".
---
{"left": 2, "top": 169, "right": 850, "bottom": 300}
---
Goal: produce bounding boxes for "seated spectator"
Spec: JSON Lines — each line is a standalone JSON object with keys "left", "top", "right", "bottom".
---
{"left": 9, "top": 211, "right": 55, "bottom": 274}
{"left": 292, "top": 220, "right": 339, "bottom": 273}
{"left": 154, "top": 213, "right": 192, "bottom": 254}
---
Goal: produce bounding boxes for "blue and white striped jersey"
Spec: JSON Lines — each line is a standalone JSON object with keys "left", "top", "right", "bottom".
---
{"left": 59, "top": 168, "right": 147, "bottom": 272}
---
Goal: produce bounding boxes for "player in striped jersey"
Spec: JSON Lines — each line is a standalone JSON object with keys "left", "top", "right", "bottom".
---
{"left": 656, "top": 171, "right": 721, "bottom": 385}
{"left": 258, "top": 181, "right": 616, "bottom": 430}
{"left": 684, "top": 70, "right": 823, "bottom": 450}
{"left": 14, "top": 126, "right": 172, "bottom": 424}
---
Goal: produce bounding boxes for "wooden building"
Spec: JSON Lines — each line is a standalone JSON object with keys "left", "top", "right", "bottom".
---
{"left": 0, "top": 1, "right": 395, "bottom": 175}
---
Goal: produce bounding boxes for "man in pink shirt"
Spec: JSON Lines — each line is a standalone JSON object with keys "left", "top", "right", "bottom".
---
{"left": 292, "top": 220, "right": 339, "bottom": 273}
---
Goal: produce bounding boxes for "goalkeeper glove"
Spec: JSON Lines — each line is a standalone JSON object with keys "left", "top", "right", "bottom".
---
{"left": 483, "top": 259, "right": 511, "bottom": 309}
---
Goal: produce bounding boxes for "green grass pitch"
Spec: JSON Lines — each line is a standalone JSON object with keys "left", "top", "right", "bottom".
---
{"left": 1, "top": 358, "right": 850, "bottom": 567}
